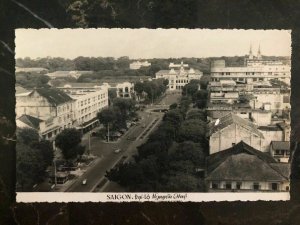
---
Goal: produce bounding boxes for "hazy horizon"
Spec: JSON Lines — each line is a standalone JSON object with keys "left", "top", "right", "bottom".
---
{"left": 16, "top": 29, "right": 291, "bottom": 59}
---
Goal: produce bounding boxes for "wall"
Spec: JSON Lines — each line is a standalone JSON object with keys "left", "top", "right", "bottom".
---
{"left": 209, "top": 124, "right": 263, "bottom": 154}
{"left": 208, "top": 180, "right": 289, "bottom": 192}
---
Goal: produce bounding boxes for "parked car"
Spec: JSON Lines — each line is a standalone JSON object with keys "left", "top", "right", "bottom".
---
{"left": 114, "top": 148, "right": 121, "bottom": 154}
{"left": 82, "top": 179, "right": 87, "bottom": 185}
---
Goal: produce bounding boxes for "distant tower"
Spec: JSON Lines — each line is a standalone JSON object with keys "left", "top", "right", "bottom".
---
{"left": 257, "top": 44, "right": 262, "bottom": 59}
{"left": 249, "top": 44, "right": 254, "bottom": 59}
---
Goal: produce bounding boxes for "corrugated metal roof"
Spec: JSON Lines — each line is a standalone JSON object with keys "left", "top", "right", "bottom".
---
{"left": 35, "top": 88, "right": 74, "bottom": 106}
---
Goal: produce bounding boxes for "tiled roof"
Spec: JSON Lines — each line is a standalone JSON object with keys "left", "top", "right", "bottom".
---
{"left": 271, "top": 141, "right": 290, "bottom": 150}
{"left": 208, "top": 113, "right": 263, "bottom": 138}
{"left": 206, "top": 141, "right": 276, "bottom": 174}
{"left": 17, "top": 114, "right": 43, "bottom": 129}
{"left": 35, "top": 88, "right": 74, "bottom": 106}
{"left": 206, "top": 153, "right": 287, "bottom": 181}
{"left": 15, "top": 85, "right": 31, "bottom": 94}
{"left": 269, "top": 163, "right": 290, "bottom": 179}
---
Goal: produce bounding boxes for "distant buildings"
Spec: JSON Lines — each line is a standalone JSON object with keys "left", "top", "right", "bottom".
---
{"left": 16, "top": 67, "right": 49, "bottom": 73}
{"left": 46, "top": 71, "right": 93, "bottom": 80}
{"left": 206, "top": 49, "right": 290, "bottom": 192}
{"left": 155, "top": 61, "right": 203, "bottom": 91}
{"left": 210, "top": 47, "right": 291, "bottom": 85}
{"left": 130, "top": 61, "right": 151, "bottom": 70}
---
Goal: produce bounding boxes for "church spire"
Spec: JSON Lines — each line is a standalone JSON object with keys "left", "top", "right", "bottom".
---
{"left": 257, "top": 44, "right": 262, "bottom": 59}
{"left": 249, "top": 43, "right": 253, "bottom": 59}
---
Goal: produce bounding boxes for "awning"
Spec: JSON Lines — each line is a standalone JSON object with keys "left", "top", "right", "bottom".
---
{"left": 77, "top": 118, "right": 99, "bottom": 129}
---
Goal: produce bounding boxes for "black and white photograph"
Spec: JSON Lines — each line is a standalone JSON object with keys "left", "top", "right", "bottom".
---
{"left": 15, "top": 28, "right": 291, "bottom": 197}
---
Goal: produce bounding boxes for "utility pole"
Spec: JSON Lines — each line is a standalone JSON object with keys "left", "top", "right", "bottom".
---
{"left": 107, "top": 123, "right": 110, "bottom": 142}
{"left": 54, "top": 160, "right": 57, "bottom": 187}
{"left": 88, "top": 131, "right": 91, "bottom": 155}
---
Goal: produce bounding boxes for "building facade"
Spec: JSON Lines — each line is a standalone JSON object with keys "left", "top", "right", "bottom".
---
{"left": 210, "top": 47, "right": 291, "bottom": 85}
{"left": 129, "top": 61, "right": 151, "bottom": 70}
{"left": 155, "top": 62, "right": 203, "bottom": 91}
{"left": 16, "top": 88, "right": 76, "bottom": 140}
{"left": 103, "top": 82, "right": 135, "bottom": 98}
{"left": 206, "top": 141, "right": 290, "bottom": 192}
{"left": 58, "top": 83, "right": 109, "bottom": 132}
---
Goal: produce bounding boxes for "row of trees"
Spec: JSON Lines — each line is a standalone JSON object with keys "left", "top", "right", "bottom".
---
{"left": 182, "top": 80, "right": 208, "bottom": 109}
{"left": 16, "top": 128, "right": 54, "bottom": 191}
{"left": 106, "top": 94, "right": 208, "bottom": 191}
{"left": 97, "top": 98, "right": 137, "bottom": 135}
{"left": 134, "top": 79, "right": 169, "bottom": 103}
{"left": 16, "top": 72, "right": 51, "bottom": 89}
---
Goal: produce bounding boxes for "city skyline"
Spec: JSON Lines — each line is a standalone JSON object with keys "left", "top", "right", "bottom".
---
{"left": 15, "top": 29, "right": 291, "bottom": 59}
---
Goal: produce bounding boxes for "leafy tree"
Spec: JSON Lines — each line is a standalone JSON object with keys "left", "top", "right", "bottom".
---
{"left": 108, "top": 89, "right": 117, "bottom": 105}
{"left": 162, "top": 173, "right": 203, "bottom": 192}
{"left": 193, "top": 90, "right": 208, "bottom": 108}
{"left": 97, "top": 107, "right": 119, "bottom": 127}
{"left": 16, "top": 142, "right": 46, "bottom": 191}
{"left": 31, "top": 140, "right": 54, "bottom": 166}
{"left": 169, "top": 103, "right": 178, "bottom": 110}
{"left": 17, "top": 128, "right": 39, "bottom": 146}
{"left": 182, "top": 80, "right": 200, "bottom": 96}
{"left": 186, "top": 109, "right": 207, "bottom": 121}
{"left": 177, "top": 119, "right": 206, "bottom": 143}
{"left": 163, "top": 109, "right": 183, "bottom": 129}
{"left": 169, "top": 141, "right": 205, "bottom": 167}
{"left": 134, "top": 81, "right": 144, "bottom": 101}
{"left": 55, "top": 128, "right": 83, "bottom": 160}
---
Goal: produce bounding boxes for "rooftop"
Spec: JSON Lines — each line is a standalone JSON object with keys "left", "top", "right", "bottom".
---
{"left": 207, "top": 141, "right": 277, "bottom": 174}
{"left": 34, "top": 88, "right": 74, "bottom": 106}
{"left": 206, "top": 153, "right": 288, "bottom": 181}
{"left": 208, "top": 113, "right": 263, "bottom": 138}
{"left": 271, "top": 141, "right": 290, "bottom": 151}
{"left": 17, "top": 114, "right": 43, "bottom": 130}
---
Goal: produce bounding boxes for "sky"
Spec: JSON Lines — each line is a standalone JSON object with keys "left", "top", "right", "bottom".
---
{"left": 15, "top": 29, "right": 291, "bottom": 59}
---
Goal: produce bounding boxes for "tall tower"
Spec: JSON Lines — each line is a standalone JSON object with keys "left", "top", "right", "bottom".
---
{"left": 249, "top": 44, "right": 254, "bottom": 59}
{"left": 257, "top": 44, "right": 262, "bottom": 59}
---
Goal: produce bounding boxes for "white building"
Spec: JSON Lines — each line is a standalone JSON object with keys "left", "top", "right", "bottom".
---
{"left": 155, "top": 61, "right": 203, "bottom": 91}
{"left": 16, "top": 88, "right": 76, "bottom": 140}
{"left": 58, "top": 83, "right": 109, "bottom": 132}
{"left": 210, "top": 47, "right": 291, "bottom": 85}
{"left": 130, "top": 61, "right": 151, "bottom": 70}
{"left": 46, "top": 71, "right": 93, "bottom": 80}
{"left": 103, "top": 82, "right": 135, "bottom": 98}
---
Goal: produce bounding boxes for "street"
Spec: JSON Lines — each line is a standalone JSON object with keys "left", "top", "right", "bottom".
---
{"left": 66, "top": 92, "right": 181, "bottom": 192}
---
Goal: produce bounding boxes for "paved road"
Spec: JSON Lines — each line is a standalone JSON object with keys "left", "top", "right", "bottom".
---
{"left": 66, "top": 92, "right": 181, "bottom": 192}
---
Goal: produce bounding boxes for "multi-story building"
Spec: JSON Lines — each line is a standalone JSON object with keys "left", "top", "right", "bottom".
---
{"left": 58, "top": 83, "right": 109, "bottom": 132}
{"left": 16, "top": 88, "right": 76, "bottom": 140}
{"left": 155, "top": 61, "right": 203, "bottom": 91}
{"left": 210, "top": 47, "right": 291, "bottom": 85}
{"left": 103, "top": 82, "right": 135, "bottom": 98}
{"left": 208, "top": 80, "right": 291, "bottom": 113}
{"left": 129, "top": 61, "right": 151, "bottom": 70}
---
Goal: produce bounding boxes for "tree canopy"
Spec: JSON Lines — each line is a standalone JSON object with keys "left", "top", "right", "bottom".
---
{"left": 55, "top": 128, "right": 84, "bottom": 160}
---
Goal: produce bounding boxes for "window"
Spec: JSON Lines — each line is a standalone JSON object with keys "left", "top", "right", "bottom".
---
{"left": 212, "top": 182, "right": 219, "bottom": 189}
{"left": 225, "top": 182, "right": 232, "bottom": 190}
{"left": 253, "top": 183, "right": 260, "bottom": 190}
{"left": 286, "top": 186, "right": 290, "bottom": 191}
{"left": 271, "top": 183, "right": 278, "bottom": 191}
{"left": 236, "top": 182, "right": 242, "bottom": 190}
